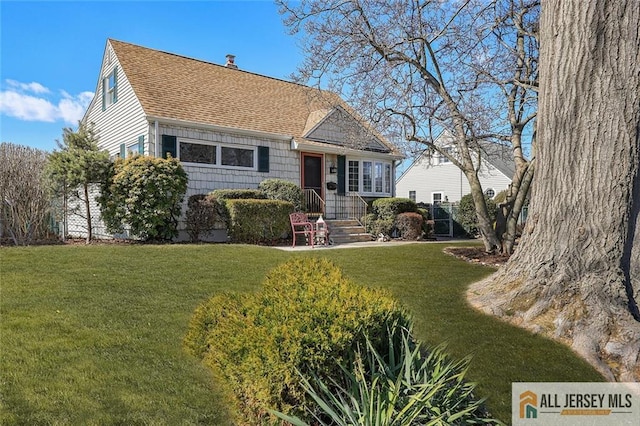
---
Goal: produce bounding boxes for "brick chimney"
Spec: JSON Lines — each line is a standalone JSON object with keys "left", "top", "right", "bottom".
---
{"left": 225, "top": 54, "right": 238, "bottom": 69}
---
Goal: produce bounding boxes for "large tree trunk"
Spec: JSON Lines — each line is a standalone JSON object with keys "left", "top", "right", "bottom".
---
{"left": 468, "top": 0, "right": 640, "bottom": 381}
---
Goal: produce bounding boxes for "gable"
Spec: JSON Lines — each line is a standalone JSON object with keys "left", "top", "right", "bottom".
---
{"left": 304, "top": 107, "right": 391, "bottom": 153}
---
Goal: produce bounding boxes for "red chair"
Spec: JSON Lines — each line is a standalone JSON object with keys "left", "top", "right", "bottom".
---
{"left": 290, "top": 212, "right": 316, "bottom": 248}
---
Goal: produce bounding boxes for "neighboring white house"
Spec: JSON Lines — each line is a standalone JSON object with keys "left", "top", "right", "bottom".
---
{"left": 395, "top": 131, "right": 514, "bottom": 204}
{"left": 70, "top": 39, "right": 403, "bottom": 240}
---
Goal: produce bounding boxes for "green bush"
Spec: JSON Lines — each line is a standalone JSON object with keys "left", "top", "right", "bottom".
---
{"left": 98, "top": 155, "right": 188, "bottom": 241}
{"left": 456, "top": 193, "right": 497, "bottom": 237}
{"left": 366, "top": 198, "right": 419, "bottom": 236}
{"left": 395, "top": 212, "right": 424, "bottom": 240}
{"left": 185, "top": 194, "right": 227, "bottom": 242}
{"left": 210, "top": 189, "right": 266, "bottom": 201}
{"left": 273, "top": 321, "right": 495, "bottom": 426}
{"left": 258, "top": 178, "right": 304, "bottom": 211}
{"left": 226, "top": 199, "right": 293, "bottom": 244}
{"left": 184, "top": 258, "right": 411, "bottom": 424}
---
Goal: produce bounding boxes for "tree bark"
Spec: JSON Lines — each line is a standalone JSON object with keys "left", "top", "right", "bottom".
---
{"left": 84, "top": 182, "right": 92, "bottom": 244}
{"left": 468, "top": 0, "right": 640, "bottom": 381}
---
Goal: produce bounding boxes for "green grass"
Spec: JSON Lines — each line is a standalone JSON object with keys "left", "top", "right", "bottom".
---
{"left": 1, "top": 243, "right": 603, "bottom": 424}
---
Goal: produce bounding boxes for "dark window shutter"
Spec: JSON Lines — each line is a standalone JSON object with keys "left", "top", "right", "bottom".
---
{"left": 102, "top": 78, "right": 106, "bottom": 111}
{"left": 119, "top": 143, "right": 126, "bottom": 158}
{"left": 257, "top": 146, "right": 269, "bottom": 172}
{"left": 161, "top": 135, "right": 177, "bottom": 159}
{"left": 337, "top": 155, "right": 346, "bottom": 195}
{"left": 112, "top": 67, "right": 118, "bottom": 103}
{"left": 138, "top": 135, "right": 145, "bottom": 154}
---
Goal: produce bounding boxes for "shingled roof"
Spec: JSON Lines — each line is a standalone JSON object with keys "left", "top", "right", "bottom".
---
{"left": 108, "top": 39, "right": 396, "bottom": 155}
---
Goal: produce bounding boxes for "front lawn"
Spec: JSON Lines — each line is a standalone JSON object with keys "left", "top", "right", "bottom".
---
{"left": 1, "top": 243, "right": 603, "bottom": 424}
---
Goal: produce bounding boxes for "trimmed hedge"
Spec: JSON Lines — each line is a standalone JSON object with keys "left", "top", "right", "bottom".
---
{"left": 210, "top": 189, "right": 266, "bottom": 201}
{"left": 184, "top": 258, "right": 411, "bottom": 424}
{"left": 258, "top": 178, "right": 304, "bottom": 212}
{"left": 226, "top": 199, "right": 293, "bottom": 244}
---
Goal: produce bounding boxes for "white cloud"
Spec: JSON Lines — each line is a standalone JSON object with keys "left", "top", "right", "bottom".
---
{"left": 0, "top": 80, "right": 94, "bottom": 124}
{"left": 6, "top": 79, "right": 51, "bottom": 94}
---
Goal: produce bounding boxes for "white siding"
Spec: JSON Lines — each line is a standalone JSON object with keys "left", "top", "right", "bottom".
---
{"left": 396, "top": 154, "right": 512, "bottom": 203}
{"left": 84, "top": 42, "right": 148, "bottom": 156}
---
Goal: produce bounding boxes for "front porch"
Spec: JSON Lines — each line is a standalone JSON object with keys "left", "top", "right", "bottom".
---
{"left": 303, "top": 189, "right": 368, "bottom": 223}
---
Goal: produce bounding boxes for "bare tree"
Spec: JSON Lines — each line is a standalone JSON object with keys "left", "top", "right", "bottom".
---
{"left": 279, "top": 0, "right": 538, "bottom": 253}
{"left": 469, "top": 0, "right": 640, "bottom": 381}
{"left": 0, "top": 143, "right": 52, "bottom": 245}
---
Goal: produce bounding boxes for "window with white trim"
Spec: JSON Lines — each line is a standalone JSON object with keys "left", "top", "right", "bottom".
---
{"left": 484, "top": 188, "right": 495, "bottom": 198}
{"left": 409, "top": 191, "right": 416, "bottom": 202}
{"left": 103, "top": 68, "right": 117, "bottom": 108}
{"left": 432, "top": 192, "right": 443, "bottom": 204}
{"left": 347, "top": 158, "right": 393, "bottom": 195}
{"left": 178, "top": 138, "right": 256, "bottom": 170}
{"left": 438, "top": 147, "right": 453, "bottom": 164}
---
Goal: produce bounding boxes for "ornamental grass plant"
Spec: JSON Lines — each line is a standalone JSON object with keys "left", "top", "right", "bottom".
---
{"left": 273, "top": 320, "right": 496, "bottom": 425}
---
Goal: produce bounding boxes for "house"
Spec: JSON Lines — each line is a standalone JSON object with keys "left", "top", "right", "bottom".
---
{"left": 395, "top": 131, "right": 514, "bottom": 204}
{"left": 76, "top": 39, "right": 403, "bottom": 239}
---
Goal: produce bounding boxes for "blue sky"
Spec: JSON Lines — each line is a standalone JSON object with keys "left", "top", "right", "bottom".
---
{"left": 0, "top": 1, "right": 303, "bottom": 151}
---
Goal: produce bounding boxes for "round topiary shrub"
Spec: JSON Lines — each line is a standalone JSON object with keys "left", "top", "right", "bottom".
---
{"left": 395, "top": 212, "right": 424, "bottom": 240}
{"left": 184, "top": 258, "right": 411, "bottom": 424}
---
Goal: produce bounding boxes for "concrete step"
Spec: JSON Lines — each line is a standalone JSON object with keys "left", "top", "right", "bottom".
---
{"left": 325, "top": 219, "right": 372, "bottom": 244}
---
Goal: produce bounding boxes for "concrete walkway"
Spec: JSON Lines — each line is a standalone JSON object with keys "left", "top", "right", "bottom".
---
{"left": 273, "top": 238, "right": 464, "bottom": 251}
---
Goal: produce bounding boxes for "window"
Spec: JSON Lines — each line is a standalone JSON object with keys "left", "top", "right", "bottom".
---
{"left": 375, "top": 162, "right": 383, "bottom": 192}
{"left": 176, "top": 138, "right": 257, "bottom": 169}
{"left": 384, "top": 164, "right": 392, "bottom": 193}
{"left": 362, "top": 161, "right": 373, "bottom": 192}
{"left": 438, "top": 147, "right": 453, "bottom": 164}
{"left": 102, "top": 67, "right": 117, "bottom": 110}
{"left": 347, "top": 159, "right": 392, "bottom": 195}
{"left": 180, "top": 141, "right": 216, "bottom": 164}
{"left": 484, "top": 188, "right": 495, "bottom": 199}
{"left": 127, "top": 142, "right": 140, "bottom": 156}
{"left": 348, "top": 160, "right": 359, "bottom": 192}
{"left": 432, "top": 192, "right": 443, "bottom": 204}
{"left": 221, "top": 146, "right": 254, "bottom": 168}
{"left": 409, "top": 191, "right": 416, "bottom": 202}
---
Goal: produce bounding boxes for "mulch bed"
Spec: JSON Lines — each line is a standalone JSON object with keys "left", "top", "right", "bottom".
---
{"left": 443, "top": 246, "right": 510, "bottom": 268}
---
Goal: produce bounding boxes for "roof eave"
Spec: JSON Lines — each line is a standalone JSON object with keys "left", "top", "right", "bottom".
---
{"left": 146, "top": 115, "right": 293, "bottom": 141}
{"left": 292, "top": 138, "right": 404, "bottom": 160}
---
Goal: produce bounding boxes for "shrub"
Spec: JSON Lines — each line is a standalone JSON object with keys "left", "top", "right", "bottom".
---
{"left": 226, "top": 199, "right": 293, "bottom": 244}
{"left": 395, "top": 212, "right": 424, "bottom": 240}
{"left": 184, "top": 258, "right": 411, "bottom": 424}
{"left": 258, "top": 178, "right": 304, "bottom": 211}
{"left": 210, "top": 189, "right": 266, "bottom": 201}
{"left": 273, "top": 321, "right": 495, "bottom": 425}
{"left": 0, "top": 143, "right": 52, "bottom": 245}
{"left": 366, "top": 198, "right": 419, "bottom": 237}
{"left": 98, "top": 155, "right": 188, "bottom": 241}
{"left": 456, "top": 193, "right": 497, "bottom": 237}
{"left": 185, "top": 194, "right": 227, "bottom": 242}
{"left": 372, "top": 197, "right": 418, "bottom": 219}
{"left": 417, "top": 207, "right": 434, "bottom": 239}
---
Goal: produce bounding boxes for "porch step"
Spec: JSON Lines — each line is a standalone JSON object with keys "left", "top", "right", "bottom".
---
{"left": 325, "top": 219, "right": 373, "bottom": 244}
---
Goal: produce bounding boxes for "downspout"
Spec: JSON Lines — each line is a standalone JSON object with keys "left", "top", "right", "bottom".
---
{"left": 154, "top": 120, "right": 159, "bottom": 157}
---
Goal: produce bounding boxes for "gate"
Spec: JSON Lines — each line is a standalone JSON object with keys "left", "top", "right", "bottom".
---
{"left": 430, "top": 203, "right": 454, "bottom": 237}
